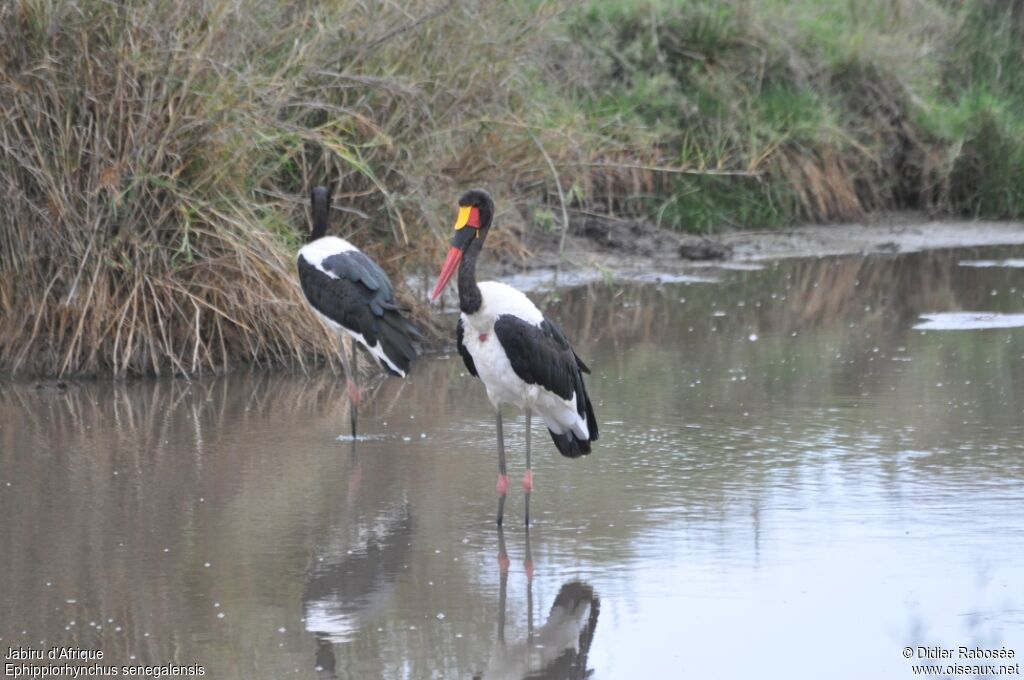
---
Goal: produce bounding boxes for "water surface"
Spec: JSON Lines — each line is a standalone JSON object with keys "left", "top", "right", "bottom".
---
{"left": 3, "top": 245, "right": 1024, "bottom": 679}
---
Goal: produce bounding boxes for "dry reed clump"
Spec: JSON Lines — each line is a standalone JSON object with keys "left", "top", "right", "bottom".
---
{"left": 0, "top": 2, "right": 333, "bottom": 377}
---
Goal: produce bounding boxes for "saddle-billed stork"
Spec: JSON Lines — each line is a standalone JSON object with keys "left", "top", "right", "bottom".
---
{"left": 430, "top": 189, "right": 598, "bottom": 526}
{"left": 297, "top": 185, "right": 420, "bottom": 437}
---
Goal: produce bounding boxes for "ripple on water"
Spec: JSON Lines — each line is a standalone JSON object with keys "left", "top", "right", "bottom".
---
{"left": 334, "top": 433, "right": 391, "bottom": 442}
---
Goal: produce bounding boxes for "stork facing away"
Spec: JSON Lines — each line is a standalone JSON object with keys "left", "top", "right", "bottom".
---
{"left": 297, "top": 185, "right": 420, "bottom": 437}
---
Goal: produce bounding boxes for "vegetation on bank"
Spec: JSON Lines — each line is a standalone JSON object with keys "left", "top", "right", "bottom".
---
{"left": 568, "top": 0, "right": 1024, "bottom": 230}
{"left": 2, "top": 0, "right": 1023, "bottom": 377}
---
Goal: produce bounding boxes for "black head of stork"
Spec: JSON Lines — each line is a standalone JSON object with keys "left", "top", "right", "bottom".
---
{"left": 429, "top": 188, "right": 494, "bottom": 302}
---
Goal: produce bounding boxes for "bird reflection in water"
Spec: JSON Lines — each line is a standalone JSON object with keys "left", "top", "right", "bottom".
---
{"left": 301, "top": 445, "right": 413, "bottom": 677}
{"left": 478, "top": 530, "right": 600, "bottom": 680}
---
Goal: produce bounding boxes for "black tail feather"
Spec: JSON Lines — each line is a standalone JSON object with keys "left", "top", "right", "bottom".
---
{"left": 548, "top": 429, "right": 592, "bottom": 458}
{"left": 552, "top": 360, "right": 598, "bottom": 456}
{"left": 375, "top": 311, "right": 420, "bottom": 376}
{"left": 584, "top": 387, "right": 598, "bottom": 443}
{"left": 549, "top": 384, "right": 598, "bottom": 459}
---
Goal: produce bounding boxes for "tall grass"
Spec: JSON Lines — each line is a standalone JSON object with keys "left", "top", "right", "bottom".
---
{"left": 2, "top": 0, "right": 1024, "bottom": 377}
{"left": 1, "top": 2, "right": 310, "bottom": 377}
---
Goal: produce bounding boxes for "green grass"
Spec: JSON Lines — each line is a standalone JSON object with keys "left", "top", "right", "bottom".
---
{"left": 566, "top": 0, "right": 1024, "bottom": 227}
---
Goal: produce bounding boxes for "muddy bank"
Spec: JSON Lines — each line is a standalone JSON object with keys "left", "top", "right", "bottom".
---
{"left": 497, "top": 212, "right": 1024, "bottom": 283}
{"left": 423, "top": 211, "right": 1024, "bottom": 298}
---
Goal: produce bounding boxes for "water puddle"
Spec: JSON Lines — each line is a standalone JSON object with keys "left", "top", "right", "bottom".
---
{"left": 959, "top": 258, "right": 1024, "bottom": 268}
{"left": 915, "top": 312, "right": 1024, "bottom": 330}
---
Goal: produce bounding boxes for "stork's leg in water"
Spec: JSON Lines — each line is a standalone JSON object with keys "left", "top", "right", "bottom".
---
{"left": 496, "top": 528, "right": 509, "bottom": 644}
{"left": 339, "top": 334, "right": 360, "bottom": 438}
{"left": 349, "top": 339, "right": 359, "bottom": 438}
{"left": 495, "top": 408, "right": 508, "bottom": 526}
{"left": 524, "top": 409, "right": 533, "bottom": 526}
{"left": 525, "top": 526, "right": 534, "bottom": 641}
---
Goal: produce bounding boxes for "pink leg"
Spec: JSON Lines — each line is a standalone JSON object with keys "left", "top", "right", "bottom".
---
{"left": 521, "top": 469, "right": 533, "bottom": 493}
{"left": 496, "top": 474, "right": 509, "bottom": 496}
{"left": 345, "top": 379, "right": 361, "bottom": 407}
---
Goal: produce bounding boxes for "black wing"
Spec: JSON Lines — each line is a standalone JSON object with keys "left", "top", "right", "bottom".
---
{"left": 493, "top": 315, "right": 598, "bottom": 457}
{"left": 494, "top": 316, "right": 588, "bottom": 400}
{"left": 298, "top": 253, "right": 420, "bottom": 376}
{"left": 456, "top": 317, "right": 477, "bottom": 377}
{"left": 321, "top": 250, "right": 398, "bottom": 316}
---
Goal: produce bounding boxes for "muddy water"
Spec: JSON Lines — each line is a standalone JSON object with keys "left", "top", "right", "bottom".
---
{"left": 3, "top": 246, "right": 1024, "bottom": 679}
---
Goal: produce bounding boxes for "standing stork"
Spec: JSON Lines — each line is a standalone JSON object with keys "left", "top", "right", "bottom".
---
{"left": 297, "top": 185, "right": 420, "bottom": 438}
{"left": 430, "top": 189, "right": 598, "bottom": 526}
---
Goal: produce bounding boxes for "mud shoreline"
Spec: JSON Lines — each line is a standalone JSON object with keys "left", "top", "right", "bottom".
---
{"left": 483, "top": 212, "right": 1024, "bottom": 288}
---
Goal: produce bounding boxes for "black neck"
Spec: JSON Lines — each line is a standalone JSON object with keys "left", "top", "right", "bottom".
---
{"left": 458, "top": 235, "right": 485, "bottom": 315}
{"left": 310, "top": 188, "right": 330, "bottom": 242}
{"left": 456, "top": 195, "right": 493, "bottom": 315}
